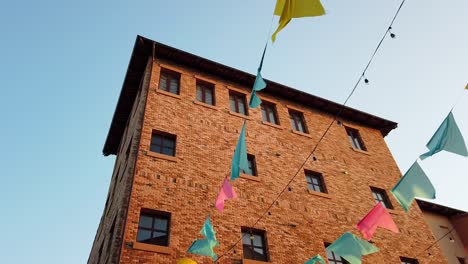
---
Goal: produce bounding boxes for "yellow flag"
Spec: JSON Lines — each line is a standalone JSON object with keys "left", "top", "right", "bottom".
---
{"left": 465, "top": 83, "right": 468, "bottom": 90}
{"left": 177, "top": 258, "right": 197, "bottom": 264}
{"left": 272, "top": 0, "right": 325, "bottom": 42}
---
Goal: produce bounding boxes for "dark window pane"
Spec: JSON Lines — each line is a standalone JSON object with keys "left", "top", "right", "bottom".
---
{"left": 154, "top": 218, "right": 168, "bottom": 230}
{"left": 196, "top": 85, "right": 203, "bottom": 102}
{"left": 253, "top": 235, "right": 263, "bottom": 247}
{"left": 238, "top": 99, "right": 246, "bottom": 115}
{"left": 205, "top": 87, "right": 213, "bottom": 105}
{"left": 137, "top": 230, "right": 152, "bottom": 242}
{"left": 242, "top": 233, "right": 251, "bottom": 245}
{"left": 139, "top": 215, "right": 153, "bottom": 228}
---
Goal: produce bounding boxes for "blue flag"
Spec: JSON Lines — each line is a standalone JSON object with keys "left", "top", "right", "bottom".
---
{"left": 326, "top": 232, "right": 379, "bottom": 264}
{"left": 249, "top": 45, "right": 268, "bottom": 108}
{"left": 420, "top": 112, "right": 468, "bottom": 160}
{"left": 391, "top": 161, "right": 436, "bottom": 212}
{"left": 187, "top": 216, "right": 219, "bottom": 261}
{"left": 230, "top": 121, "right": 249, "bottom": 180}
{"left": 304, "top": 254, "right": 326, "bottom": 264}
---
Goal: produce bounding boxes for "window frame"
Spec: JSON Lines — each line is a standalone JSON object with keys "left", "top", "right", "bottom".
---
{"left": 370, "top": 187, "right": 393, "bottom": 209}
{"left": 242, "top": 154, "right": 257, "bottom": 176}
{"left": 400, "top": 257, "right": 419, "bottom": 264}
{"left": 261, "top": 102, "right": 279, "bottom": 125}
{"left": 345, "top": 126, "right": 367, "bottom": 151}
{"left": 150, "top": 130, "right": 177, "bottom": 157}
{"left": 305, "top": 171, "right": 327, "bottom": 193}
{"left": 241, "top": 228, "right": 269, "bottom": 262}
{"left": 158, "top": 68, "right": 181, "bottom": 95}
{"left": 196, "top": 80, "right": 215, "bottom": 105}
{"left": 289, "top": 109, "right": 308, "bottom": 134}
{"left": 229, "top": 91, "right": 248, "bottom": 115}
{"left": 136, "top": 209, "right": 171, "bottom": 247}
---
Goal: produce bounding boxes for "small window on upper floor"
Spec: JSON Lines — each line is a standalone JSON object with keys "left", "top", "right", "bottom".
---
{"left": 370, "top": 187, "right": 393, "bottom": 209}
{"left": 400, "top": 257, "right": 419, "bottom": 264}
{"left": 345, "top": 126, "right": 367, "bottom": 151}
{"left": 229, "top": 91, "right": 248, "bottom": 115}
{"left": 242, "top": 228, "right": 268, "bottom": 261}
{"left": 196, "top": 80, "right": 215, "bottom": 105}
{"left": 159, "top": 68, "right": 180, "bottom": 95}
{"left": 261, "top": 102, "right": 279, "bottom": 125}
{"left": 289, "top": 109, "right": 308, "bottom": 134}
{"left": 305, "top": 171, "right": 327, "bottom": 193}
{"left": 150, "top": 130, "right": 176, "bottom": 156}
{"left": 325, "top": 243, "right": 349, "bottom": 264}
{"left": 242, "top": 154, "right": 257, "bottom": 176}
{"left": 137, "top": 209, "right": 171, "bottom": 247}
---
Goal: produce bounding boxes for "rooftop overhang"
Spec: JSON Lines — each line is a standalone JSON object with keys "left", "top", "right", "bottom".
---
{"left": 417, "top": 199, "right": 467, "bottom": 217}
{"left": 103, "top": 35, "right": 398, "bottom": 156}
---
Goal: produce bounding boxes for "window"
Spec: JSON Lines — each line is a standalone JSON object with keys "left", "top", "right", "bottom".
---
{"left": 325, "top": 243, "right": 349, "bottom": 264}
{"left": 400, "top": 257, "right": 418, "bottom": 264}
{"left": 261, "top": 102, "right": 279, "bottom": 125}
{"left": 289, "top": 110, "right": 307, "bottom": 133}
{"left": 458, "top": 257, "right": 466, "bottom": 264}
{"left": 150, "top": 131, "right": 176, "bottom": 156}
{"left": 158, "top": 69, "right": 180, "bottom": 95}
{"left": 242, "top": 229, "right": 268, "bottom": 261}
{"left": 136, "top": 210, "right": 171, "bottom": 246}
{"left": 229, "top": 91, "right": 248, "bottom": 115}
{"left": 371, "top": 187, "right": 393, "bottom": 209}
{"left": 305, "top": 171, "right": 327, "bottom": 193}
{"left": 242, "top": 154, "right": 257, "bottom": 176}
{"left": 196, "top": 80, "right": 215, "bottom": 105}
{"left": 345, "top": 127, "right": 367, "bottom": 151}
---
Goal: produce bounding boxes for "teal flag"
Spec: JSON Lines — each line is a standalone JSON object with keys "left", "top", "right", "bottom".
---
{"left": 187, "top": 216, "right": 219, "bottom": 260}
{"left": 304, "top": 254, "right": 326, "bottom": 264}
{"left": 187, "top": 239, "right": 218, "bottom": 261}
{"left": 249, "top": 45, "right": 268, "bottom": 108}
{"left": 391, "top": 161, "right": 436, "bottom": 212}
{"left": 230, "top": 121, "right": 249, "bottom": 180}
{"left": 200, "top": 217, "right": 218, "bottom": 246}
{"left": 420, "top": 112, "right": 468, "bottom": 160}
{"left": 326, "top": 232, "right": 379, "bottom": 264}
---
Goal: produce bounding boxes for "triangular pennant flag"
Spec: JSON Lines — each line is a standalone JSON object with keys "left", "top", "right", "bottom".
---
{"left": 187, "top": 239, "right": 217, "bottom": 261}
{"left": 200, "top": 217, "right": 218, "bottom": 245}
{"left": 187, "top": 216, "right": 219, "bottom": 261}
{"left": 391, "top": 161, "right": 436, "bottom": 212}
{"left": 304, "top": 254, "right": 326, "bottom": 264}
{"left": 326, "top": 232, "right": 379, "bottom": 264}
{"left": 177, "top": 258, "right": 197, "bottom": 264}
{"left": 249, "top": 45, "right": 268, "bottom": 108}
{"left": 272, "top": 0, "right": 326, "bottom": 42}
{"left": 215, "top": 178, "right": 238, "bottom": 212}
{"left": 420, "top": 112, "right": 468, "bottom": 160}
{"left": 465, "top": 83, "right": 468, "bottom": 90}
{"left": 356, "top": 202, "right": 399, "bottom": 240}
{"left": 230, "top": 121, "right": 249, "bottom": 181}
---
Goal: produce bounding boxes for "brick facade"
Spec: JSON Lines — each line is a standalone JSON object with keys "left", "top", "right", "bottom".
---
{"left": 89, "top": 37, "right": 447, "bottom": 264}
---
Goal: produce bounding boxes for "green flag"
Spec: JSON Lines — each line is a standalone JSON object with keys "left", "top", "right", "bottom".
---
{"left": 304, "top": 254, "right": 326, "bottom": 264}
{"left": 249, "top": 45, "right": 267, "bottom": 108}
{"left": 326, "top": 232, "right": 379, "bottom": 264}
{"left": 230, "top": 121, "right": 249, "bottom": 180}
{"left": 391, "top": 161, "right": 436, "bottom": 212}
{"left": 187, "top": 216, "right": 219, "bottom": 261}
{"left": 420, "top": 112, "right": 468, "bottom": 160}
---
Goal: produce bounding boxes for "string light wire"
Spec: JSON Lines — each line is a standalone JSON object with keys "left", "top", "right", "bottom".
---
{"left": 214, "top": 0, "right": 408, "bottom": 262}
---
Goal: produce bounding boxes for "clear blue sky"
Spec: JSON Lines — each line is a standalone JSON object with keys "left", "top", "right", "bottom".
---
{"left": 0, "top": 0, "right": 467, "bottom": 263}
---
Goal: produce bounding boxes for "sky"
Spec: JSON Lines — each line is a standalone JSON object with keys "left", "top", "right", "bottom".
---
{"left": 0, "top": 0, "right": 467, "bottom": 263}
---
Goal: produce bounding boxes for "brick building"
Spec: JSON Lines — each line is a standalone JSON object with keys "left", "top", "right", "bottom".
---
{"left": 88, "top": 35, "right": 447, "bottom": 264}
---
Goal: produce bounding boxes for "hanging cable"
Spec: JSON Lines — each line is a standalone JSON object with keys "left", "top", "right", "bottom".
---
{"left": 214, "top": 1, "right": 407, "bottom": 262}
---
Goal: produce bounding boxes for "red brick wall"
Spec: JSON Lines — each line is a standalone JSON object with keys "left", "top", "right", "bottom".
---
{"left": 113, "top": 58, "right": 447, "bottom": 264}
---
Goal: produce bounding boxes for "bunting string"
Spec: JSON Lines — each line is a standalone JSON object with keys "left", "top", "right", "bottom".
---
{"left": 213, "top": 0, "right": 409, "bottom": 262}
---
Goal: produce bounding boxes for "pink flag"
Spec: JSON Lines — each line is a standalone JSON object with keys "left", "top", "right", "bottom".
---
{"left": 356, "top": 202, "right": 399, "bottom": 240}
{"left": 215, "top": 178, "right": 237, "bottom": 212}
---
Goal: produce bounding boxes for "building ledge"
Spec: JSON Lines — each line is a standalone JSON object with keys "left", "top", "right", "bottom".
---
{"left": 132, "top": 242, "right": 171, "bottom": 254}
{"left": 350, "top": 147, "right": 371, "bottom": 155}
{"left": 240, "top": 173, "right": 260, "bottom": 182}
{"left": 156, "top": 89, "right": 182, "bottom": 99}
{"left": 229, "top": 111, "right": 253, "bottom": 120}
{"left": 291, "top": 130, "right": 312, "bottom": 138}
{"left": 261, "top": 121, "right": 284, "bottom": 130}
{"left": 307, "top": 189, "right": 332, "bottom": 199}
{"left": 144, "top": 150, "right": 178, "bottom": 162}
